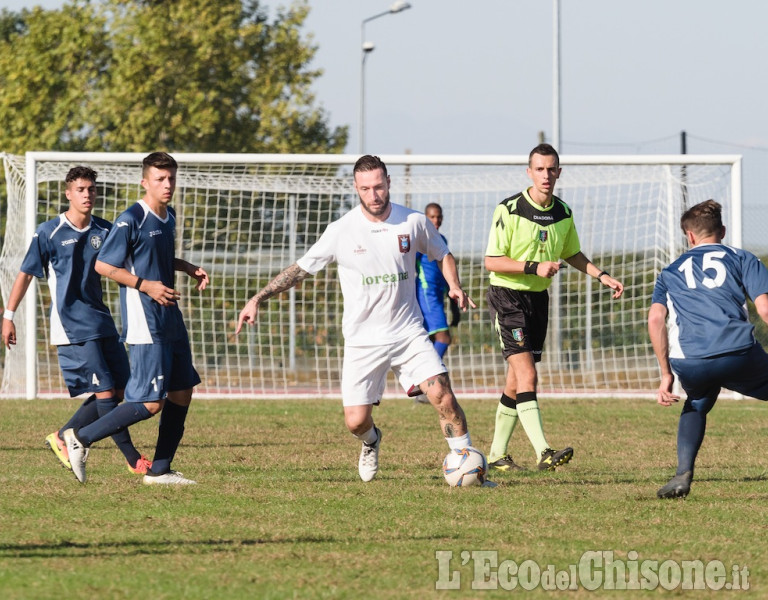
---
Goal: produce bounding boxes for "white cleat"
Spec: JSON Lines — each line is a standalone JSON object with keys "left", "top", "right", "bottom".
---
{"left": 62, "top": 428, "right": 88, "bottom": 484}
{"left": 358, "top": 427, "right": 382, "bottom": 482}
{"left": 142, "top": 470, "right": 197, "bottom": 486}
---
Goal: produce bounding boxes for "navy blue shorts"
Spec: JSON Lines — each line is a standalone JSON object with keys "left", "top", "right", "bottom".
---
{"left": 57, "top": 336, "right": 130, "bottom": 397}
{"left": 125, "top": 335, "right": 201, "bottom": 403}
{"left": 671, "top": 343, "right": 768, "bottom": 413}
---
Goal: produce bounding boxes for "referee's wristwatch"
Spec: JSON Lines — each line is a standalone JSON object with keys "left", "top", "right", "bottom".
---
{"left": 597, "top": 270, "right": 609, "bottom": 283}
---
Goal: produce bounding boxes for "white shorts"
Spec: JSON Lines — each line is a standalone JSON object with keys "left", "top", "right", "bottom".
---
{"left": 341, "top": 332, "right": 447, "bottom": 407}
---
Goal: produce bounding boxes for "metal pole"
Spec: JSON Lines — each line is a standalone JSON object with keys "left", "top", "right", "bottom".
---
{"left": 359, "top": 22, "right": 368, "bottom": 154}
{"left": 24, "top": 153, "right": 38, "bottom": 399}
{"left": 553, "top": 0, "right": 561, "bottom": 152}
{"left": 288, "top": 194, "right": 297, "bottom": 371}
{"left": 358, "top": 4, "right": 411, "bottom": 154}
{"left": 680, "top": 130, "right": 689, "bottom": 210}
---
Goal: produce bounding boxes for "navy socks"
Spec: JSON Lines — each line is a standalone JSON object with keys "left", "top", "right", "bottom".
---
{"left": 96, "top": 397, "right": 141, "bottom": 466}
{"left": 59, "top": 394, "right": 98, "bottom": 435}
{"left": 150, "top": 400, "right": 190, "bottom": 475}
{"left": 676, "top": 407, "right": 707, "bottom": 476}
{"left": 77, "top": 402, "right": 152, "bottom": 447}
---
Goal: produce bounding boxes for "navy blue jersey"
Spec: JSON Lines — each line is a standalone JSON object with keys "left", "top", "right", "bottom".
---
{"left": 97, "top": 200, "right": 186, "bottom": 344}
{"left": 20, "top": 214, "right": 117, "bottom": 345}
{"left": 652, "top": 243, "right": 768, "bottom": 359}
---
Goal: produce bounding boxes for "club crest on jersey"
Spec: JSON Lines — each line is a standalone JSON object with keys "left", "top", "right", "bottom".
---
{"left": 398, "top": 234, "right": 411, "bottom": 253}
{"left": 90, "top": 235, "right": 103, "bottom": 250}
{"left": 538, "top": 230, "right": 548, "bottom": 243}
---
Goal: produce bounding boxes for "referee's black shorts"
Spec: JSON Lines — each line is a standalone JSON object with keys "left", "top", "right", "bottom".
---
{"left": 486, "top": 285, "right": 549, "bottom": 362}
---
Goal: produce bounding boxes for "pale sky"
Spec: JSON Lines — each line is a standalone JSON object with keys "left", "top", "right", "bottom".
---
{"left": 5, "top": 0, "right": 768, "bottom": 246}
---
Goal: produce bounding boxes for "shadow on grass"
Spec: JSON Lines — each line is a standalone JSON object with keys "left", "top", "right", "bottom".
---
{"left": 0, "top": 532, "right": 449, "bottom": 559}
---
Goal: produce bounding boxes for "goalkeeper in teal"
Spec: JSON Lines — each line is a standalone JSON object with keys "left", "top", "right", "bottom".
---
{"left": 485, "top": 144, "right": 624, "bottom": 472}
{"left": 416, "top": 203, "right": 461, "bottom": 360}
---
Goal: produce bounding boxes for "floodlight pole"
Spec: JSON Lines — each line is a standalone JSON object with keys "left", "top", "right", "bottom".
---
{"left": 552, "top": 0, "right": 561, "bottom": 152}
{"left": 359, "top": 2, "right": 412, "bottom": 154}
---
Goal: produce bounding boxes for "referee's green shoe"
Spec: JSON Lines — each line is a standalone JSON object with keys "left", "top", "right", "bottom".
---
{"left": 538, "top": 447, "right": 574, "bottom": 471}
{"left": 488, "top": 454, "right": 527, "bottom": 471}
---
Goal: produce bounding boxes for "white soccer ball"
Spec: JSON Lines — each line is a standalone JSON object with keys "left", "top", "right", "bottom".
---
{"left": 442, "top": 447, "right": 488, "bottom": 487}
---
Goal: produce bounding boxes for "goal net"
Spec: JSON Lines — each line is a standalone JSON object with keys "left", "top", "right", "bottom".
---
{"left": 0, "top": 152, "right": 741, "bottom": 399}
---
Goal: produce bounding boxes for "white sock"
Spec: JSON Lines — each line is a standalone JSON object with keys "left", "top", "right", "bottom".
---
{"left": 446, "top": 432, "right": 471, "bottom": 450}
{"left": 356, "top": 426, "right": 378, "bottom": 445}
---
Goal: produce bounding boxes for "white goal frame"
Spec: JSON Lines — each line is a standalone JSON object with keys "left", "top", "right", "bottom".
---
{"left": 1, "top": 152, "right": 742, "bottom": 400}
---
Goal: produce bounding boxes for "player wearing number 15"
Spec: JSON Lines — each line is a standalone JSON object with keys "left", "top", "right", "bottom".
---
{"left": 649, "top": 199, "right": 768, "bottom": 499}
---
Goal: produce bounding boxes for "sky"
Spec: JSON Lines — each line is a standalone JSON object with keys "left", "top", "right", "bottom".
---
{"left": 5, "top": 0, "right": 768, "bottom": 245}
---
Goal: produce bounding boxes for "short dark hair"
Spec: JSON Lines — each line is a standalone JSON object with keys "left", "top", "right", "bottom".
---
{"left": 142, "top": 152, "right": 177, "bottom": 177}
{"left": 528, "top": 143, "right": 559, "bottom": 168}
{"left": 680, "top": 199, "right": 723, "bottom": 237}
{"left": 65, "top": 166, "right": 97, "bottom": 185}
{"left": 354, "top": 155, "right": 388, "bottom": 178}
{"left": 424, "top": 202, "right": 443, "bottom": 213}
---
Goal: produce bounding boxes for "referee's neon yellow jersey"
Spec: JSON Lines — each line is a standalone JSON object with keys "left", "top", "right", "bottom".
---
{"left": 485, "top": 188, "right": 581, "bottom": 292}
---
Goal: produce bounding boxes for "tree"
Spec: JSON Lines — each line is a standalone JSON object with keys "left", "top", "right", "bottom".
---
{"left": 0, "top": 0, "right": 347, "bottom": 154}
{"left": 0, "top": 5, "right": 109, "bottom": 153}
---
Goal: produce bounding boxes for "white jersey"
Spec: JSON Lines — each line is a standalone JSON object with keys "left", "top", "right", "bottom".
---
{"left": 297, "top": 203, "right": 450, "bottom": 346}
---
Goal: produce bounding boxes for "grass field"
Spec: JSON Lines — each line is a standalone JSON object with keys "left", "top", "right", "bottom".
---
{"left": 1, "top": 395, "right": 766, "bottom": 598}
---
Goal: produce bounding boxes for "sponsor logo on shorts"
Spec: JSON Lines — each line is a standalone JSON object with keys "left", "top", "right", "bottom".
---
{"left": 398, "top": 234, "right": 411, "bottom": 253}
{"left": 512, "top": 328, "right": 525, "bottom": 346}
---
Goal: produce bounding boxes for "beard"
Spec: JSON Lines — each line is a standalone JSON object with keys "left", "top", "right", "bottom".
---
{"left": 360, "top": 190, "right": 391, "bottom": 218}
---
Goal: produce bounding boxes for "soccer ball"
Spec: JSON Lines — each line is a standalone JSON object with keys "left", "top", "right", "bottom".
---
{"left": 442, "top": 447, "right": 487, "bottom": 487}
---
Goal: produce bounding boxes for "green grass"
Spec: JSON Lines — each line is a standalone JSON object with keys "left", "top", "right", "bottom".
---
{"left": 0, "top": 396, "right": 766, "bottom": 598}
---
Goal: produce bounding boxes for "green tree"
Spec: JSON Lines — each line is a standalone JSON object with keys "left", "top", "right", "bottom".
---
{"left": 0, "top": 5, "right": 109, "bottom": 153}
{"left": 0, "top": 0, "right": 346, "bottom": 154}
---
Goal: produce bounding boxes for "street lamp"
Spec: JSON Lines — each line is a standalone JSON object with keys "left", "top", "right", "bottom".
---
{"left": 359, "top": 1, "right": 412, "bottom": 154}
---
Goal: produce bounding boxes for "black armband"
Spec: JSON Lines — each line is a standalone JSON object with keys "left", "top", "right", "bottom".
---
{"left": 523, "top": 261, "right": 539, "bottom": 275}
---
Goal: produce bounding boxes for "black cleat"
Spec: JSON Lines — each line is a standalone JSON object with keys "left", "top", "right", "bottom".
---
{"left": 538, "top": 447, "right": 574, "bottom": 471}
{"left": 657, "top": 471, "right": 692, "bottom": 499}
{"left": 488, "top": 454, "right": 527, "bottom": 471}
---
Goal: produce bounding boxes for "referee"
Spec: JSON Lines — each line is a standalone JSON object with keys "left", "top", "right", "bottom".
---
{"left": 484, "top": 143, "right": 624, "bottom": 472}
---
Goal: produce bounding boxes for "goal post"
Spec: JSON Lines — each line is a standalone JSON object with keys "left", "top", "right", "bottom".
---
{"left": 0, "top": 152, "right": 742, "bottom": 399}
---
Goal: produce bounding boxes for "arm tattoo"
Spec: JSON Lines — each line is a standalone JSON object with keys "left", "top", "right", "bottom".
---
{"left": 253, "top": 263, "right": 309, "bottom": 303}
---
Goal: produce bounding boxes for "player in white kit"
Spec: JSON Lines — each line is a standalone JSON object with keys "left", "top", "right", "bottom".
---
{"left": 237, "top": 155, "right": 483, "bottom": 483}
